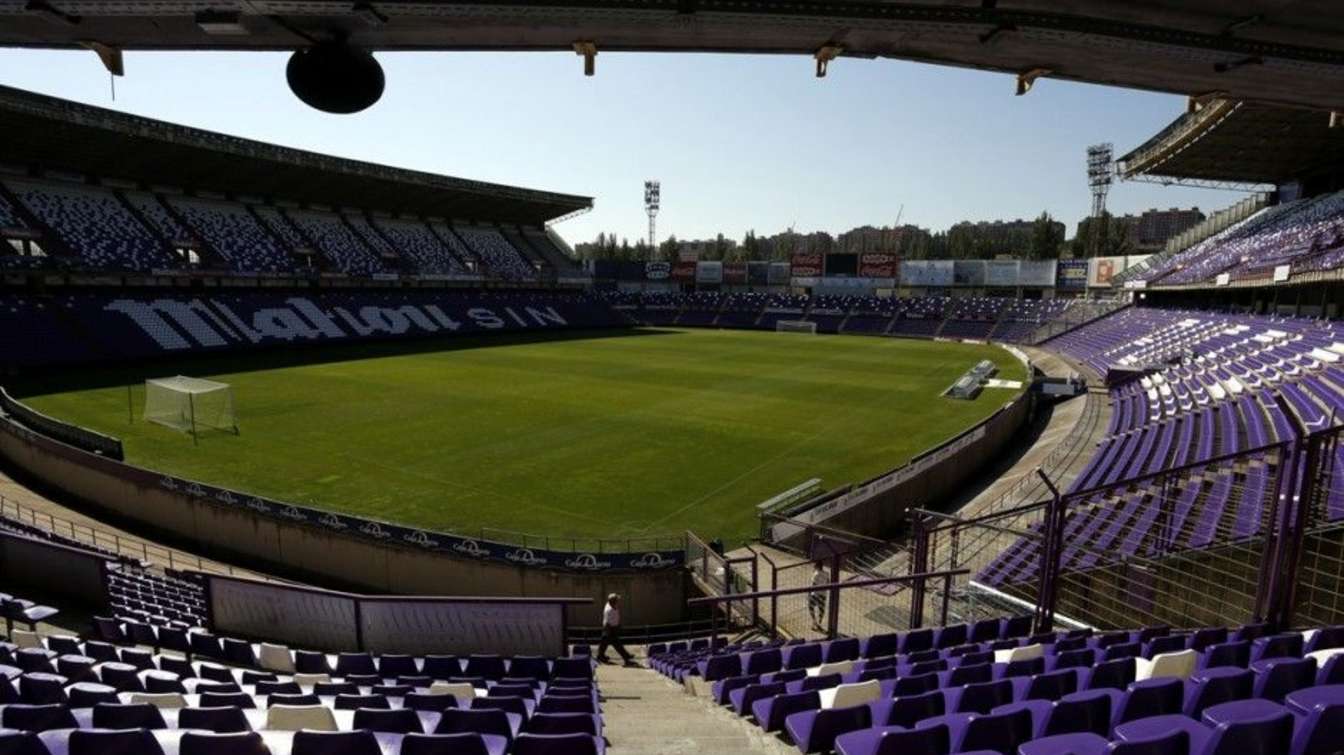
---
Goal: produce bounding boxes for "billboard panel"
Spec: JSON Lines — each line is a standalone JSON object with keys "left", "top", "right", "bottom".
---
{"left": 672, "top": 261, "right": 696, "bottom": 281}
{"left": 1057, "top": 260, "right": 1089, "bottom": 289}
{"left": 645, "top": 261, "right": 671, "bottom": 280}
{"left": 1018, "top": 260, "right": 1057, "bottom": 287}
{"left": 791, "top": 253, "right": 823, "bottom": 277}
{"left": 985, "top": 260, "right": 1019, "bottom": 287}
{"left": 859, "top": 252, "right": 898, "bottom": 278}
{"left": 747, "top": 261, "right": 770, "bottom": 285}
{"left": 901, "top": 260, "right": 955, "bottom": 287}
{"left": 768, "top": 262, "right": 792, "bottom": 284}
{"left": 723, "top": 262, "right": 747, "bottom": 284}
{"left": 1089, "top": 256, "right": 1125, "bottom": 287}
{"left": 695, "top": 260, "right": 723, "bottom": 284}
{"left": 953, "top": 260, "right": 986, "bottom": 286}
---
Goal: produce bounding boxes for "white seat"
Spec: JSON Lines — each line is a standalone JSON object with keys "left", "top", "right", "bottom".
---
{"left": 427, "top": 681, "right": 479, "bottom": 704}
{"left": 292, "top": 672, "right": 331, "bottom": 686}
{"left": 265, "top": 704, "right": 338, "bottom": 731}
{"left": 10, "top": 630, "right": 41, "bottom": 650}
{"left": 1306, "top": 647, "right": 1344, "bottom": 666}
{"left": 129, "top": 692, "right": 188, "bottom": 709}
{"left": 993, "top": 643, "right": 1043, "bottom": 665}
{"left": 258, "top": 643, "right": 294, "bottom": 673}
{"left": 807, "top": 660, "right": 855, "bottom": 677}
{"left": 819, "top": 679, "right": 881, "bottom": 710}
{"left": 1135, "top": 649, "right": 1197, "bottom": 681}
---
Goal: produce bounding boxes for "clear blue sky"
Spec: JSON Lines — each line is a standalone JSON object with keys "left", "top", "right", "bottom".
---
{"left": 0, "top": 48, "right": 1251, "bottom": 246}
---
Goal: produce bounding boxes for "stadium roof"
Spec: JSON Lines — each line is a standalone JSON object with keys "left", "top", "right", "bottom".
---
{"left": 0, "top": 84, "right": 591, "bottom": 224}
{"left": 3, "top": 2, "right": 1344, "bottom": 111}
{"left": 1117, "top": 99, "right": 1344, "bottom": 186}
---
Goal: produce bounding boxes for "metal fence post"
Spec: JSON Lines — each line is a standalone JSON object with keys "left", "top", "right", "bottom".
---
{"left": 1035, "top": 469, "right": 1063, "bottom": 634}
{"left": 908, "top": 515, "right": 928, "bottom": 629}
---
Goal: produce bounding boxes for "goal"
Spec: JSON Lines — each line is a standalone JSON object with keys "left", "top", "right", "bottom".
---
{"left": 144, "top": 376, "right": 238, "bottom": 439}
{"left": 776, "top": 320, "right": 817, "bottom": 335}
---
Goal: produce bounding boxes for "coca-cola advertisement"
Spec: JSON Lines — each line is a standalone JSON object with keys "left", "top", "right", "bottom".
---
{"left": 791, "top": 253, "right": 823, "bottom": 277}
{"left": 672, "top": 260, "right": 697, "bottom": 281}
{"left": 723, "top": 262, "right": 747, "bottom": 284}
{"left": 859, "top": 253, "right": 898, "bottom": 278}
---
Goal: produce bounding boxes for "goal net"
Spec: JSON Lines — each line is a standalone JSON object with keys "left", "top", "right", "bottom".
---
{"left": 776, "top": 320, "right": 817, "bottom": 335}
{"left": 144, "top": 376, "right": 237, "bottom": 436}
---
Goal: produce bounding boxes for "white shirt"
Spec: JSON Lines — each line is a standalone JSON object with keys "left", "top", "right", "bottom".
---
{"left": 603, "top": 603, "right": 621, "bottom": 628}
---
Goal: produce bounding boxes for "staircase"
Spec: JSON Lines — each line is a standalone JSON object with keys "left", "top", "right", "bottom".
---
{"left": 598, "top": 663, "right": 795, "bottom": 754}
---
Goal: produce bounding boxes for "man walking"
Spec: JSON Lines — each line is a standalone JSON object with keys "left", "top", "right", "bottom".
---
{"left": 809, "top": 561, "right": 829, "bottom": 632}
{"left": 597, "top": 593, "right": 635, "bottom": 665}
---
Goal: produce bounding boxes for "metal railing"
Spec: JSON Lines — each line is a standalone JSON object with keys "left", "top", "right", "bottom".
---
{"left": 688, "top": 568, "right": 970, "bottom": 645}
{"left": 0, "top": 494, "right": 244, "bottom": 577}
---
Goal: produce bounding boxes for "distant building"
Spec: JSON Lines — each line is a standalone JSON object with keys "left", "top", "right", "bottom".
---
{"left": 1078, "top": 207, "right": 1205, "bottom": 251}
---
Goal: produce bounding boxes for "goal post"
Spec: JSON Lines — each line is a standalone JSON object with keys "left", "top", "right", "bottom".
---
{"left": 143, "top": 376, "right": 238, "bottom": 442}
{"left": 776, "top": 320, "right": 817, "bottom": 335}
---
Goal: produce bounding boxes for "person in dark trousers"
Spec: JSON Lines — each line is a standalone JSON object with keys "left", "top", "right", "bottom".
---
{"left": 597, "top": 593, "right": 635, "bottom": 665}
{"left": 809, "top": 561, "right": 828, "bottom": 631}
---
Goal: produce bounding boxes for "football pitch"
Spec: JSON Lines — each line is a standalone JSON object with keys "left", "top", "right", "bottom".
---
{"left": 20, "top": 328, "right": 1026, "bottom": 544}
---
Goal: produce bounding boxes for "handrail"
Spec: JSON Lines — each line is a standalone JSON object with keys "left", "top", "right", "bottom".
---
{"left": 688, "top": 569, "right": 970, "bottom": 604}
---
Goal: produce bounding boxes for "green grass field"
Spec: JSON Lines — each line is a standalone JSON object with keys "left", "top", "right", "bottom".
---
{"left": 19, "top": 328, "right": 1025, "bottom": 543}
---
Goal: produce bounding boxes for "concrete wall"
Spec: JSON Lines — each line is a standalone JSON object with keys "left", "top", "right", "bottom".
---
{"left": 0, "top": 416, "right": 684, "bottom": 626}
{"left": 772, "top": 389, "right": 1035, "bottom": 547}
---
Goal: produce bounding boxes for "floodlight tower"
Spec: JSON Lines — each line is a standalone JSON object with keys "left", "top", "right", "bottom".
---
{"left": 1086, "top": 143, "right": 1114, "bottom": 257}
{"left": 644, "top": 180, "right": 661, "bottom": 251}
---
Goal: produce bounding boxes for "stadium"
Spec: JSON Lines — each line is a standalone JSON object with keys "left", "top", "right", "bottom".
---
{"left": 0, "top": 3, "right": 1342, "bottom": 755}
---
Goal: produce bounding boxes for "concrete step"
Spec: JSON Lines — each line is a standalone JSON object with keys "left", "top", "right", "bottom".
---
{"left": 596, "top": 663, "right": 796, "bottom": 754}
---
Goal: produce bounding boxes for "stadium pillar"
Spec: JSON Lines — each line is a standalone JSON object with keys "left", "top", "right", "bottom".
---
{"left": 908, "top": 515, "right": 929, "bottom": 630}
{"left": 827, "top": 552, "right": 842, "bottom": 640}
{"left": 1270, "top": 425, "right": 1335, "bottom": 630}
{"left": 1034, "top": 470, "right": 1064, "bottom": 634}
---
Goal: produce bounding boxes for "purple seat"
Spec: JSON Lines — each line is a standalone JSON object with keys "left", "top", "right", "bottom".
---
{"left": 1002, "top": 616, "right": 1033, "bottom": 639}
{"left": 254, "top": 681, "right": 301, "bottom": 696}
{"left": 1020, "top": 730, "right": 1188, "bottom": 755}
{"left": 377, "top": 654, "right": 419, "bottom": 678}
{"left": 1017, "top": 670, "right": 1079, "bottom": 702}
{"left": 1288, "top": 685, "right": 1344, "bottom": 755}
{"left": 68, "top": 729, "right": 165, "bottom": 755}
{"left": 698, "top": 653, "right": 741, "bottom": 682}
{"left": 466, "top": 655, "right": 508, "bottom": 681}
{"left": 536, "top": 695, "right": 595, "bottom": 715}
{"left": 943, "top": 663, "right": 993, "bottom": 688}
{"left": 892, "top": 672, "right": 940, "bottom": 697}
{"left": 730, "top": 681, "right": 786, "bottom": 718}
{"left": 550, "top": 658, "right": 594, "bottom": 682}
{"left": 970, "top": 619, "right": 1002, "bottom": 644}
{"left": 1042, "top": 689, "right": 1115, "bottom": 737}
{"left": 825, "top": 638, "right": 861, "bottom": 663}
{"left": 352, "top": 706, "right": 423, "bottom": 733}
{"left": 435, "top": 708, "right": 520, "bottom": 743}
{"left": 862, "top": 634, "right": 899, "bottom": 659}
{"left": 753, "top": 690, "right": 820, "bottom": 733}
{"left": 1251, "top": 657, "right": 1316, "bottom": 702}
{"left": 221, "top": 638, "right": 257, "bottom": 668}
{"left": 935, "top": 624, "right": 969, "bottom": 650}
{"left": 200, "top": 692, "right": 256, "bottom": 709}
{"left": 334, "top": 653, "right": 377, "bottom": 677}
{"left": 785, "top": 644, "right": 824, "bottom": 670}
{"left": 1113, "top": 677, "right": 1185, "bottom": 726}
{"left": 785, "top": 703, "right": 873, "bottom": 754}
{"left": 834, "top": 723, "right": 949, "bottom": 755}
{"left": 1305, "top": 626, "right": 1344, "bottom": 654}
{"left": 1087, "top": 659, "right": 1137, "bottom": 691}
{"left": 744, "top": 648, "right": 782, "bottom": 676}
{"left": 920, "top": 707, "right": 1032, "bottom": 753}
{"left": 1251, "top": 634, "right": 1303, "bottom": 663}
{"left": 178, "top": 706, "right": 252, "bottom": 733}
{"left": 0, "top": 730, "right": 48, "bottom": 755}
{"left": 1184, "top": 667, "right": 1252, "bottom": 718}
{"left": 1104, "top": 643, "right": 1143, "bottom": 663}
{"left": 1115, "top": 699, "right": 1292, "bottom": 755}
{"left": 1187, "top": 628, "right": 1228, "bottom": 653}
{"left": 10, "top": 651, "right": 53, "bottom": 676}
{"left": 404, "top": 692, "right": 458, "bottom": 712}
{"left": 17, "top": 675, "right": 66, "bottom": 705}
{"left": 423, "top": 655, "right": 462, "bottom": 680}
{"left": 871, "top": 689, "right": 944, "bottom": 728}
{"left": 54, "top": 656, "right": 95, "bottom": 684}
{"left": 512, "top": 733, "right": 603, "bottom": 755}
{"left": 0, "top": 704, "right": 76, "bottom": 732}
{"left": 901, "top": 629, "right": 934, "bottom": 655}
{"left": 1200, "top": 641, "right": 1250, "bottom": 670}
{"left": 314, "top": 681, "right": 359, "bottom": 696}
{"left": 65, "top": 683, "right": 118, "bottom": 707}
{"left": 400, "top": 733, "right": 505, "bottom": 755}
{"left": 91, "top": 702, "right": 167, "bottom": 730}
{"left": 291, "top": 730, "right": 381, "bottom": 755}
{"left": 266, "top": 693, "right": 320, "bottom": 708}
{"left": 178, "top": 731, "right": 267, "bottom": 755}
{"left": 293, "top": 650, "right": 333, "bottom": 675}
{"left": 472, "top": 695, "right": 532, "bottom": 723}
{"left": 336, "top": 693, "right": 391, "bottom": 711}
{"left": 508, "top": 657, "right": 551, "bottom": 681}
{"left": 1144, "top": 635, "right": 1187, "bottom": 658}
{"left": 525, "top": 713, "right": 600, "bottom": 737}
{"left": 948, "top": 679, "right": 1013, "bottom": 714}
